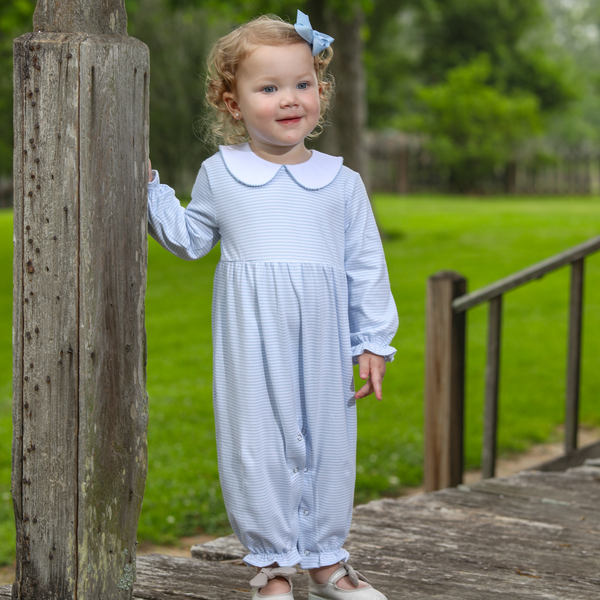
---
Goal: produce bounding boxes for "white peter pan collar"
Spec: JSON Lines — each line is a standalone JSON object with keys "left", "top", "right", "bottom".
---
{"left": 219, "top": 143, "right": 343, "bottom": 190}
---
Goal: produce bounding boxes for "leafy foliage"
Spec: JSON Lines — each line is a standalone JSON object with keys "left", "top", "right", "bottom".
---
{"left": 363, "top": 0, "right": 416, "bottom": 129}
{"left": 542, "top": 0, "right": 600, "bottom": 148}
{"left": 413, "top": 0, "right": 576, "bottom": 111}
{"left": 0, "top": 0, "right": 590, "bottom": 187}
{"left": 128, "top": 0, "right": 219, "bottom": 190}
{"left": 406, "top": 55, "right": 541, "bottom": 191}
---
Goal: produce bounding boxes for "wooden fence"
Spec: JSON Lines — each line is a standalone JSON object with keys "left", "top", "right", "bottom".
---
{"left": 368, "top": 139, "right": 600, "bottom": 195}
{"left": 424, "top": 235, "right": 600, "bottom": 492}
{"left": 3, "top": 143, "right": 599, "bottom": 206}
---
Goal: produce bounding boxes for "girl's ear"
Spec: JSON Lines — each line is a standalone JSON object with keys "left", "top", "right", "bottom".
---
{"left": 223, "top": 92, "right": 242, "bottom": 120}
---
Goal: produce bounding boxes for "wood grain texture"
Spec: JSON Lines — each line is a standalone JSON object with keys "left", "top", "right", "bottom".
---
{"left": 12, "top": 31, "right": 148, "bottom": 600}
{"left": 424, "top": 271, "right": 467, "bottom": 492}
{"left": 13, "top": 32, "right": 85, "bottom": 600}
{"left": 11, "top": 33, "right": 25, "bottom": 600}
{"left": 533, "top": 439, "right": 600, "bottom": 472}
{"left": 2, "top": 467, "right": 599, "bottom": 598}
{"left": 184, "top": 466, "right": 600, "bottom": 600}
{"left": 134, "top": 555, "right": 261, "bottom": 600}
{"left": 76, "top": 35, "right": 149, "bottom": 600}
{"left": 33, "top": 0, "right": 127, "bottom": 35}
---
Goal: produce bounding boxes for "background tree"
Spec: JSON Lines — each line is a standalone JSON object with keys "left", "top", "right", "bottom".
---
{"left": 363, "top": 0, "right": 417, "bottom": 130}
{"left": 542, "top": 0, "right": 600, "bottom": 149}
{"left": 406, "top": 55, "right": 542, "bottom": 192}
{"left": 302, "top": 0, "right": 371, "bottom": 182}
{"left": 1, "top": 0, "right": 597, "bottom": 193}
{"left": 413, "top": 0, "right": 576, "bottom": 111}
{"left": 163, "top": 0, "right": 373, "bottom": 181}
{"left": 376, "top": 0, "right": 578, "bottom": 190}
{"left": 127, "top": 0, "right": 222, "bottom": 190}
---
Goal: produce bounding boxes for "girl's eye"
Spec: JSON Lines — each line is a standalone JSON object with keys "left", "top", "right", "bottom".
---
{"left": 262, "top": 86, "right": 276, "bottom": 93}
{"left": 297, "top": 82, "right": 309, "bottom": 90}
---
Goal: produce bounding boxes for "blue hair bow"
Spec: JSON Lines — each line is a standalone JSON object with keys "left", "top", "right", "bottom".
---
{"left": 294, "top": 9, "right": 334, "bottom": 56}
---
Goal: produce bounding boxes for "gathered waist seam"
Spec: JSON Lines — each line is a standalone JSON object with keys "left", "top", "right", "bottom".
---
{"left": 218, "top": 259, "right": 345, "bottom": 273}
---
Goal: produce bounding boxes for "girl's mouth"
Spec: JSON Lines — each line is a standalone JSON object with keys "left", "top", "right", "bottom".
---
{"left": 277, "top": 117, "right": 302, "bottom": 124}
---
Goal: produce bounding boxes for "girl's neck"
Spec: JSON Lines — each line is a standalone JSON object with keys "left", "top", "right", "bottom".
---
{"left": 249, "top": 140, "right": 312, "bottom": 165}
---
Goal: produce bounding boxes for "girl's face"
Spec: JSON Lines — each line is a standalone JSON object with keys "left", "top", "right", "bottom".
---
{"left": 224, "top": 43, "right": 321, "bottom": 162}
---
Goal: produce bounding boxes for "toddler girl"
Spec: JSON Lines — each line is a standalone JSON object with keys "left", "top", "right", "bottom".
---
{"left": 147, "top": 10, "right": 397, "bottom": 600}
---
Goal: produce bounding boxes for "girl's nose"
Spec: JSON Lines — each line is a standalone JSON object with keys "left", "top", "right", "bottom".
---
{"left": 279, "top": 91, "right": 299, "bottom": 108}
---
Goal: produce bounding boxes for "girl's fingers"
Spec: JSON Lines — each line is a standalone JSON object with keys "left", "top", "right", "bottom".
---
{"left": 354, "top": 379, "right": 373, "bottom": 399}
{"left": 358, "top": 355, "right": 370, "bottom": 380}
{"left": 372, "top": 371, "right": 383, "bottom": 400}
{"left": 355, "top": 352, "right": 386, "bottom": 400}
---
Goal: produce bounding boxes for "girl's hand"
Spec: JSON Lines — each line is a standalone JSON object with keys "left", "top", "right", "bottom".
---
{"left": 148, "top": 158, "right": 153, "bottom": 182}
{"left": 354, "top": 350, "right": 386, "bottom": 401}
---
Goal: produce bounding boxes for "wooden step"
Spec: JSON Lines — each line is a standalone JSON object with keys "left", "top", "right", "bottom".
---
{"left": 1, "top": 464, "right": 598, "bottom": 599}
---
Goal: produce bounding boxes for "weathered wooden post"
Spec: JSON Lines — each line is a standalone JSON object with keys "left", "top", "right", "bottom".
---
{"left": 424, "top": 271, "right": 467, "bottom": 492}
{"left": 12, "top": 1, "right": 149, "bottom": 598}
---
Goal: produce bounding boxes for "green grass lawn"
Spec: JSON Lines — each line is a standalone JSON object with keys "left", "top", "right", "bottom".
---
{"left": 0, "top": 195, "right": 599, "bottom": 562}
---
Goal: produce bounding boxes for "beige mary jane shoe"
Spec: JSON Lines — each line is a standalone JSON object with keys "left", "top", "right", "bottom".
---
{"left": 250, "top": 566, "right": 297, "bottom": 599}
{"left": 308, "top": 562, "right": 387, "bottom": 600}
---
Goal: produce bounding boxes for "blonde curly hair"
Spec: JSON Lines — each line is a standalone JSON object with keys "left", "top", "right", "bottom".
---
{"left": 205, "top": 14, "right": 334, "bottom": 147}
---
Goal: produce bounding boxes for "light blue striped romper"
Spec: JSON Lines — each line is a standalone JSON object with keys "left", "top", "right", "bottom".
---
{"left": 147, "top": 143, "right": 398, "bottom": 569}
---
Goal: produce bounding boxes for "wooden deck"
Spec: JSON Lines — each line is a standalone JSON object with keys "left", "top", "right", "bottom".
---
{"left": 2, "top": 462, "right": 598, "bottom": 599}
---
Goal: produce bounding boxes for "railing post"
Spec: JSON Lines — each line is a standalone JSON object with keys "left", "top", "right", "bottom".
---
{"left": 424, "top": 271, "right": 467, "bottom": 492}
{"left": 565, "top": 258, "right": 584, "bottom": 454}
{"left": 13, "top": 2, "right": 149, "bottom": 598}
{"left": 482, "top": 295, "right": 503, "bottom": 478}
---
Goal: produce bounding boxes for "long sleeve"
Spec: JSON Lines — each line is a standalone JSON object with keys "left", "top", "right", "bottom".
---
{"left": 345, "top": 173, "right": 398, "bottom": 363}
{"left": 147, "top": 164, "right": 220, "bottom": 260}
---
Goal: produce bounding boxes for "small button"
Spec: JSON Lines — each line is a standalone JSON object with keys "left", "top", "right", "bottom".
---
{"left": 297, "top": 434, "right": 303, "bottom": 441}
{"left": 293, "top": 467, "right": 299, "bottom": 474}
{"left": 302, "top": 428, "right": 307, "bottom": 435}
{"left": 304, "top": 467, "right": 308, "bottom": 473}
{"left": 303, "top": 510, "right": 309, "bottom": 516}
{"left": 304, "top": 550, "right": 310, "bottom": 556}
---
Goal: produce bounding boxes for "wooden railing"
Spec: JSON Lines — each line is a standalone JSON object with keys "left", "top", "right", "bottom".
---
{"left": 424, "top": 235, "right": 600, "bottom": 492}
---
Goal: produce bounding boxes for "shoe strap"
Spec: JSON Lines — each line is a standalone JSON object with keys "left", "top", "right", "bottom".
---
{"left": 250, "top": 567, "right": 297, "bottom": 589}
{"left": 330, "top": 562, "right": 371, "bottom": 588}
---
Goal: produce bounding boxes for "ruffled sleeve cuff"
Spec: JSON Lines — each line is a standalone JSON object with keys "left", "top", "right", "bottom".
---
{"left": 148, "top": 169, "right": 162, "bottom": 214}
{"left": 148, "top": 169, "right": 160, "bottom": 190}
{"left": 351, "top": 338, "right": 397, "bottom": 364}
